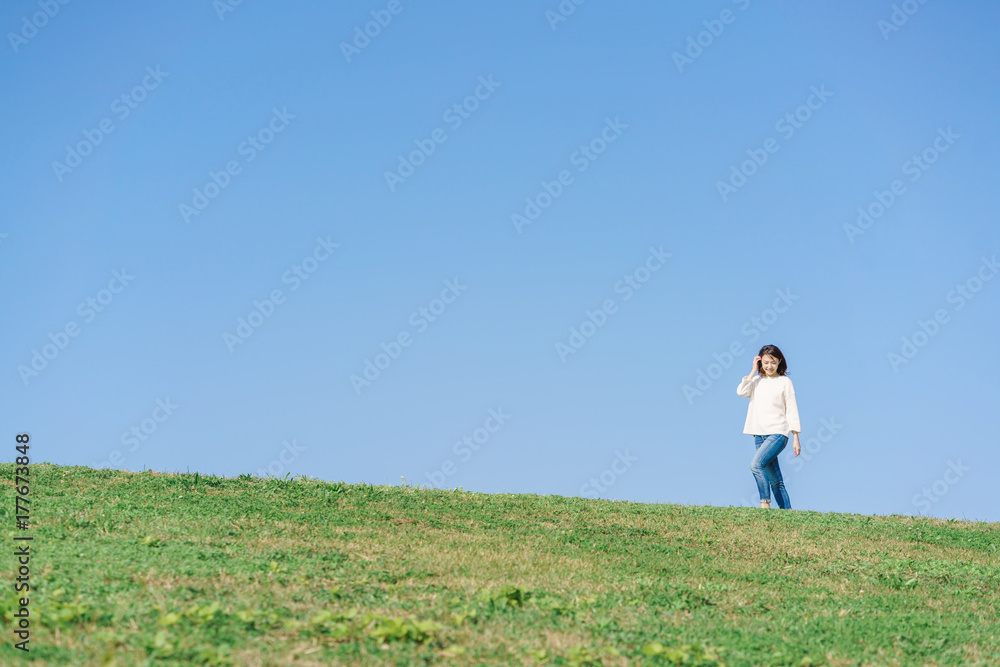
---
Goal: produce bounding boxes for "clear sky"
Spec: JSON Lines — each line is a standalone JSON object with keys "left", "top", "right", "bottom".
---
{"left": 3, "top": 0, "right": 998, "bottom": 523}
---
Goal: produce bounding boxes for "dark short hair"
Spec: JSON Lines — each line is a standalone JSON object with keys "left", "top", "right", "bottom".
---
{"left": 756, "top": 345, "right": 788, "bottom": 376}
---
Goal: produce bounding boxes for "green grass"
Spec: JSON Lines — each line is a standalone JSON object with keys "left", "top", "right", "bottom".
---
{"left": 1, "top": 463, "right": 998, "bottom": 666}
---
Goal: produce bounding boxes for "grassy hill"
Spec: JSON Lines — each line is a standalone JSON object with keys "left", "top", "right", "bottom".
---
{"left": 1, "top": 464, "right": 998, "bottom": 666}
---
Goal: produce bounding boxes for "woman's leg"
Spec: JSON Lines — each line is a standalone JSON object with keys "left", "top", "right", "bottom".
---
{"left": 750, "top": 435, "right": 772, "bottom": 504}
{"left": 763, "top": 436, "right": 792, "bottom": 509}
{"left": 750, "top": 434, "right": 787, "bottom": 506}
{"left": 751, "top": 436, "right": 769, "bottom": 506}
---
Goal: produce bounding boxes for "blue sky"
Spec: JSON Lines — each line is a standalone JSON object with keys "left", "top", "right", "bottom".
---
{"left": 2, "top": 0, "right": 998, "bottom": 523}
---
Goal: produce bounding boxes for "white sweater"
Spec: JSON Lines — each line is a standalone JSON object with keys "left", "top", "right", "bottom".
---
{"left": 736, "top": 373, "right": 801, "bottom": 436}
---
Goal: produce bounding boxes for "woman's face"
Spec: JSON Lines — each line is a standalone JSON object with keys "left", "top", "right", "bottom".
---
{"left": 761, "top": 354, "right": 779, "bottom": 376}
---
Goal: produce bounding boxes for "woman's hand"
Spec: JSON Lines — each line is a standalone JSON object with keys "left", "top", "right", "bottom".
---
{"left": 792, "top": 432, "right": 801, "bottom": 456}
{"left": 750, "top": 355, "right": 760, "bottom": 377}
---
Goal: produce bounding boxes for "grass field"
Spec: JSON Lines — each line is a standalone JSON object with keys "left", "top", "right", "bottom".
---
{"left": 1, "top": 463, "right": 998, "bottom": 666}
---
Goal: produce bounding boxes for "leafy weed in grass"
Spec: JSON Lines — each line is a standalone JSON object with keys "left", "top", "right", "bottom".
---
{"left": 640, "top": 640, "right": 727, "bottom": 665}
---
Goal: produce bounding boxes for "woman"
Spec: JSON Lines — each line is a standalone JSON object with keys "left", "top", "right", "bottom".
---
{"left": 736, "top": 345, "right": 801, "bottom": 509}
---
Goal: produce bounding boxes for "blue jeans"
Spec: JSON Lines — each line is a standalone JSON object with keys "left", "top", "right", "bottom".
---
{"left": 751, "top": 434, "right": 791, "bottom": 509}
